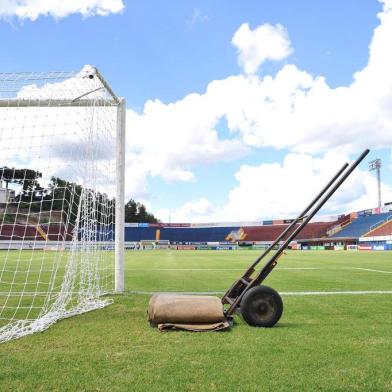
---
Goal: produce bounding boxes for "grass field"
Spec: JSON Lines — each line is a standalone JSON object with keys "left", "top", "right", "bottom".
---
{"left": 1, "top": 250, "right": 392, "bottom": 391}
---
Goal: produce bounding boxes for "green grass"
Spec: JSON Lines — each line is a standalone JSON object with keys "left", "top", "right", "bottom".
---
{"left": 1, "top": 250, "right": 392, "bottom": 391}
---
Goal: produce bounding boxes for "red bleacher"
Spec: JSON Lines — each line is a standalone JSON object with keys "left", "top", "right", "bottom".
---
{"left": 0, "top": 224, "right": 73, "bottom": 241}
{"left": 364, "top": 220, "right": 392, "bottom": 237}
{"left": 243, "top": 225, "right": 287, "bottom": 241}
{"left": 0, "top": 224, "right": 38, "bottom": 240}
{"left": 243, "top": 221, "right": 337, "bottom": 242}
{"left": 296, "top": 221, "right": 337, "bottom": 239}
{"left": 42, "top": 224, "right": 73, "bottom": 241}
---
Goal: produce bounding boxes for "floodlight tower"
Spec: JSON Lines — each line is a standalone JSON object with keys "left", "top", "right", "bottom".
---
{"left": 369, "top": 159, "right": 382, "bottom": 208}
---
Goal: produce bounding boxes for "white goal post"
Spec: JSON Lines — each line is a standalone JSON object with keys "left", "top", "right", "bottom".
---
{"left": 0, "top": 66, "right": 125, "bottom": 343}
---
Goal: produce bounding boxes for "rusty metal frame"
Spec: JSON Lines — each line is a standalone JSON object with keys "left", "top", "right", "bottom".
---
{"left": 222, "top": 149, "right": 370, "bottom": 317}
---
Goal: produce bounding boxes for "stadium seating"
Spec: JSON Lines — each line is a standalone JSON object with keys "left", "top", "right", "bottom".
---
{"left": 124, "top": 221, "right": 340, "bottom": 243}
{"left": 332, "top": 213, "right": 392, "bottom": 238}
{"left": 243, "top": 221, "right": 336, "bottom": 241}
{"left": 0, "top": 223, "right": 74, "bottom": 241}
{"left": 295, "top": 222, "right": 337, "bottom": 239}
{"left": 363, "top": 220, "right": 392, "bottom": 237}
{"left": 242, "top": 225, "right": 287, "bottom": 241}
{"left": 0, "top": 224, "right": 38, "bottom": 240}
{"left": 161, "top": 227, "right": 239, "bottom": 242}
{"left": 124, "top": 226, "right": 240, "bottom": 242}
{"left": 6, "top": 215, "right": 391, "bottom": 243}
{"left": 42, "top": 224, "right": 74, "bottom": 241}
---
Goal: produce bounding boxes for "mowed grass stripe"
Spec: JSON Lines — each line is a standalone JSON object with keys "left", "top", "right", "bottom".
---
{"left": 0, "top": 250, "right": 391, "bottom": 391}
{"left": 1, "top": 292, "right": 392, "bottom": 391}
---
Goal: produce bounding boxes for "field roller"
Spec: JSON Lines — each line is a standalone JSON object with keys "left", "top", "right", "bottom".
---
{"left": 147, "top": 149, "right": 370, "bottom": 331}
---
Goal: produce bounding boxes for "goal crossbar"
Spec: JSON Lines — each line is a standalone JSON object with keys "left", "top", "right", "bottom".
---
{"left": 0, "top": 99, "right": 118, "bottom": 107}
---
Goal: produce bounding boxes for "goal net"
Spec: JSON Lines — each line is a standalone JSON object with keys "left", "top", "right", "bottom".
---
{"left": 0, "top": 66, "right": 124, "bottom": 343}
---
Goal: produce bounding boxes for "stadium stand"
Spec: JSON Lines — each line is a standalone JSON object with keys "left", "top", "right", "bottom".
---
{"left": 332, "top": 212, "right": 392, "bottom": 238}
{"left": 123, "top": 220, "right": 346, "bottom": 244}
{"left": 0, "top": 224, "right": 38, "bottom": 240}
{"left": 162, "top": 227, "right": 240, "bottom": 242}
{"left": 363, "top": 219, "right": 392, "bottom": 237}
{"left": 242, "top": 225, "right": 286, "bottom": 242}
{"left": 2, "top": 208, "right": 391, "bottom": 249}
{"left": 125, "top": 227, "right": 158, "bottom": 241}
{"left": 243, "top": 221, "right": 336, "bottom": 241}
{"left": 295, "top": 222, "right": 337, "bottom": 239}
{"left": 124, "top": 226, "right": 240, "bottom": 242}
{"left": 0, "top": 223, "right": 73, "bottom": 241}
{"left": 43, "top": 223, "right": 73, "bottom": 241}
{"left": 326, "top": 214, "right": 351, "bottom": 236}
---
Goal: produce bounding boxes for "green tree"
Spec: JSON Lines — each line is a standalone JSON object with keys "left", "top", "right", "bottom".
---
{"left": 0, "top": 167, "right": 42, "bottom": 194}
{"left": 124, "top": 199, "right": 158, "bottom": 223}
{"left": 2, "top": 166, "right": 156, "bottom": 225}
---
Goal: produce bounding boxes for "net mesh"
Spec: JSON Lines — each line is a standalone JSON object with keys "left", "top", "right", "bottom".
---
{"left": 0, "top": 66, "right": 118, "bottom": 343}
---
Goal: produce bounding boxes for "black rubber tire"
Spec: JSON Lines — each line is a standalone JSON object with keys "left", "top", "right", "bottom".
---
{"left": 241, "top": 285, "right": 283, "bottom": 327}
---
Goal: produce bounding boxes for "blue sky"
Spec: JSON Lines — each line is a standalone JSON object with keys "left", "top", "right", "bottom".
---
{"left": 1, "top": 1, "right": 381, "bottom": 100}
{"left": 1, "top": 0, "right": 391, "bottom": 222}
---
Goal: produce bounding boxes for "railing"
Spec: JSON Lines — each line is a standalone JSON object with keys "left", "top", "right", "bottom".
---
{"left": 369, "top": 214, "right": 392, "bottom": 231}
{"left": 327, "top": 218, "right": 351, "bottom": 236}
{"left": 327, "top": 225, "right": 342, "bottom": 236}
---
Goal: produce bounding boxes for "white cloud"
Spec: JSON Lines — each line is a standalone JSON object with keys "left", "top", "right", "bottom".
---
{"left": 223, "top": 0, "right": 392, "bottom": 153}
{"left": 0, "top": 0, "right": 124, "bottom": 21}
{"left": 381, "top": 0, "right": 392, "bottom": 11}
{"left": 232, "top": 23, "right": 293, "bottom": 74}
{"left": 140, "top": 0, "right": 391, "bottom": 164}
{"left": 220, "top": 152, "right": 392, "bottom": 221}
{"left": 159, "top": 152, "right": 392, "bottom": 222}
{"left": 130, "top": 1, "right": 392, "bottom": 211}
{"left": 3, "top": 1, "right": 392, "bottom": 221}
{"left": 156, "top": 198, "right": 215, "bottom": 223}
{"left": 126, "top": 92, "right": 249, "bottom": 199}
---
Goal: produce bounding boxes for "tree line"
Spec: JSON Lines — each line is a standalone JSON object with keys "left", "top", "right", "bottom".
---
{"left": 0, "top": 167, "right": 158, "bottom": 224}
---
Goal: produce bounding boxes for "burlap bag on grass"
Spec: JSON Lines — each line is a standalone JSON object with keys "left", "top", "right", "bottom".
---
{"left": 147, "top": 294, "right": 231, "bottom": 332}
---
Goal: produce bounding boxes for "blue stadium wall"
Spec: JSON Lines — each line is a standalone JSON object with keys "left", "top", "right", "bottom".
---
{"left": 359, "top": 241, "right": 392, "bottom": 251}
{"left": 124, "top": 226, "right": 240, "bottom": 242}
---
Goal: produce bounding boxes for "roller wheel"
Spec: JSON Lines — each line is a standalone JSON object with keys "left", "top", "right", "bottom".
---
{"left": 241, "top": 285, "right": 283, "bottom": 327}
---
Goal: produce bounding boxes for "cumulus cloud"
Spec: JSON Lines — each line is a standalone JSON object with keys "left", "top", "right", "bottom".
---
{"left": 0, "top": 0, "right": 124, "bottom": 21}
{"left": 126, "top": 92, "right": 249, "bottom": 198}
{"left": 232, "top": 23, "right": 293, "bottom": 74}
{"left": 133, "top": 0, "right": 392, "bottom": 213}
{"left": 222, "top": 0, "right": 392, "bottom": 153}
{"left": 160, "top": 152, "right": 392, "bottom": 222}
{"left": 196, "top": 9, "right": 392, "bottom": 154}
{"left": 3, "top": 1, "right": 392, "bottom": 221}
{"left": 220, "top": 152, "right": 392, "bottom": 221}
{"left": 156, "top": 198, "right": 215, "bottom": 223}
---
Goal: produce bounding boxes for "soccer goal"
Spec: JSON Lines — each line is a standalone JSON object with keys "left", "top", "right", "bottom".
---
{"left": 0, "top": 66, "right": 125, "bottom": 343}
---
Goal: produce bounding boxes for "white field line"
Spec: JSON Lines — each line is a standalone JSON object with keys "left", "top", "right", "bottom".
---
{"left": 126, "top": 290, "right": 392, "bottom": 296}
{"left": 353, "top": 267, "right": 392, "bottom": 274}
{"left": 124, "top": 267, "right": 322, "bottom": 271}
{"left": 125, "top": 267, "right": 392, "bottom": 273}
{"left": 2, "top": 290, "right": 392, "bottom": 297}
{"left": 281, "top": 290, "right": 392, "bottom": 296}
